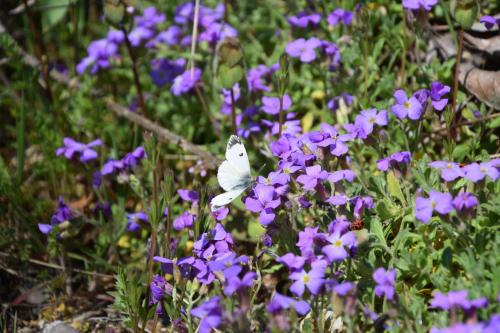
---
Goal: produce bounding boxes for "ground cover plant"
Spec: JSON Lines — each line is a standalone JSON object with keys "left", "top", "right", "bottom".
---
{"left": 0, "top": 0, "right": 499, "bottom": 332}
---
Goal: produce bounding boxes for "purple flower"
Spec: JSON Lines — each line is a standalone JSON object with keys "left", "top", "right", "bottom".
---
{"left": 267, "top": 293, "right": 310, "bottom": 315}
{"left": 178, "top": 189, "right": 200, "bottom": 203}
{"left": 430, "top": 290, "right": 469, "bottom": 311}
{"left": 296, "top": 165, "right": 328, "bottom": 191}
{"left": 150, "top": 58, "right": 185, "bottom": 87}
{"left": 135, "top": 7, "right": 165, "bottom": 28}
{"left": 429, "top": 81, "right": 451, "bottom": 111}
{"left": 155, "top": 26, "right": 182, "bottom": 46}
{"left": 76, "top": 38, "right": 121, "bottom": 74}
{"left": 402, "top": 0, "right": 438, "bottom": 11}
{"left": 428, "top": 161, "right": 464, "bottom": 182}
{"left": 328, "top": 169, "right": 356, "bottom": 183}
{"left": 247, "top": 65, "right": 272, "bottom": 92}
{"left": 199, "top": 22, "right": 238, "bottom": 45}
{"left": 277, "top": 253, "right": 306, "bottom": 271}
{"left": 224, "top": 271, "right": 256, "bottom": 296}
{"left": 171, "top": 68, "right": 202, "bottom": 96}
{"left": 354, "top": 108, "right": 388, "bottom": 136}
{"left": 480, "top": 16, "right": 500, "bottom": 30}
{"left": 211, "top": 206, "right": 229, "bottom": 221}
{"left": 150, "top": 275, "right": 172, "bottom": 304}
{"left": 208, "top": 252, "right": 248, "bottom": 279}
{"left": 102, "top": 146, "right": 145, "bottom": 176}
{"left": 244, "top": 184, "right": 281, "bottom": 225}
{"left": 153, "top": 256, "right": 174, "bottom": 275}
{"left": 327, "top": 8, "right": 353, "bottom": 26}
{"left": 452, "top": 192, "right": 478, "bottom": 214}
{"left": 351, "top": 195, "right": 374, "bottom": 217}
{"left": 173, "top": 211, "right": 196, "bottom": 231}
{"left": 328, "top": 93, "right": 353, "bottom": 112}
{"left": 261, "top": 94, "right": 292, "bottom": 115}
{"left": 288, "top": 12, "right": 321, "bottom": 28}
{"left": 126, "top": 212, "right": 148, "bottom": 231}
{"left": 377, "top": 151, "right": 411, "bottom": 171}
{"left": 391, "top": 89, "right": 423, "bottom": 120}
{"left": 322, "top": 231, "right": 356, "bottom": 262}
{"left": 191, "top": 297, "right": 222, "bottom": 333}
{"left": 285, "top": 38, "right": 322, "bottom": 63}
{"left": 373, "top": 268, "right": 396, "bottom": 300}
{"left": 289, "top": 261, "right": 326, "bottom": 296}
{"left": 463, "top": 160, "right": 500, "bottom": 182}
{"left": 415, "top": 191, "right": 453, "bottom": 223}
{"left": 333, "top": 282, "right": 355, "bottom": 296}
{"left": 297, "top": 227, "right": 326, "bottom": 258}
{"left": 56, "top": 138, "right": 102, "bottom": 163}
{"left": 38, "top": 196, "right": 73, "bottom": 234}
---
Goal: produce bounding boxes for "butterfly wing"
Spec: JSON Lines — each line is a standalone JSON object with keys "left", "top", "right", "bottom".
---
{"left": 210, "top": 187, "right": 246, "bottom": 211}
{"left": 225, "top": 135, "right": 251, "bottom": 177}
{"left": 217, "top": 160, "right": 247, "bottom": 192}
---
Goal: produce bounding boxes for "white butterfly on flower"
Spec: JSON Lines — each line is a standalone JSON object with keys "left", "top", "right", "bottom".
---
{"left": 210, "top": 135, "right": 252, "bottom": 211}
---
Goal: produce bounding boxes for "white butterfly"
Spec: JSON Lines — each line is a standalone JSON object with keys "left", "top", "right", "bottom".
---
{"left": 210, "top": 135, "right": 252, "bottom": 211}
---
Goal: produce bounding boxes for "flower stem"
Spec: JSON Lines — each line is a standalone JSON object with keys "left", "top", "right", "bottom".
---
{"left": 278, "top": 95, "right": 284, "bottom": 137}
{"left": 230, "top": 87, "right": 237, "bottom": 134}
{"left": 122, "top": 28, "right": 147, "bottom": 117}
{"left": 450, "top": 28, "right": 464, "bottom": 142}
{"left": 22, "top": 0, "right": 53, "bottom": 105}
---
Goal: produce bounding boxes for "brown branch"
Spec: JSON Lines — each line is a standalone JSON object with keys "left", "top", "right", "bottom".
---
{"left": 432, "top": 112, "right": 500, "bottom": 133}
{"left": 0, "top": 21, "right": 219, "bottom": 169}
{"left": 122, "top": 27, "right": 147, "bottom": 117}
{"left": 0, "top": 252, "right": 113, "bottom": 279}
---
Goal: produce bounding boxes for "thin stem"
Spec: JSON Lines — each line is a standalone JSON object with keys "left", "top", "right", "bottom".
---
{"left": 278, "top": 95, "right": 284, "bottom": 137}
{"left": 195, "top": 86, "right": 220, "bottom": 137}
{"left": 450, "top": 28, "right": 464, "bottom": 140}
{"left": 189, "top": 0, "right": 201, "bottom": 79}
{"left": 122, "top": 28, "right": 147, "bottom": 117}
{"left": 22, "top": 0, "right": 54, "bottom": 104}
{"left": 230, "top": 88, "right": 237, "bottom": 134}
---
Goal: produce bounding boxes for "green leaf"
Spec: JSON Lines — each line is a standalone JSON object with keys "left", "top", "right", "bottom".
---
{"left": 370, "top": 219, "right": 387, "bottom": 248}
{"left": 37, "top": 0, "right": 71, "bottom": 30}
{"left": 450, "top": 0, "right": 478, "bottom": 29}
{"left": 219, "top": 64, "right": 243, "bottom": 89}
{"left": 387, "top": 171, "right": 406, "bottom": 205}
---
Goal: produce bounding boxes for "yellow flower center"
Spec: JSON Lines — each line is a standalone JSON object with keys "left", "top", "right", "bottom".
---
{"left": 404, "top": 101, "right": 411, "bottom": 108}
{"left": 302, "top": 274, "right": 310, "bottom": 284}
{"left": 431, "top": 200, "right": 437, "bottom": 208}
{"left": 480, "top": 167, "right": 487, "bottom": 173}
{"left": 369, "top": 117, "right": 375, "bottom": 123}
{"left": 225, "top": 262, "right": 232, "bottom": 268}
{"left": 334, "top": 239, "right": 342, "bottom": 247}
{"left": 446, "top": 163, "right": 453, "bottom": 169}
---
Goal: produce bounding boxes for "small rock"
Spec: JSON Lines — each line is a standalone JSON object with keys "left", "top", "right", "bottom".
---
{"left": 43, "top": 321, "right": 81, "bottom": 333}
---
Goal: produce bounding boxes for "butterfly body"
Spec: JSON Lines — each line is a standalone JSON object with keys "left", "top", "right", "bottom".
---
{"left": 211, "top": 136, "right": 251, "bottom": 210}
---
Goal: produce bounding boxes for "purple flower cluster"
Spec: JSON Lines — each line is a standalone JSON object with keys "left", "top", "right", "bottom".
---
{"left": 288, "top": 12, "right": 321, "bottom": 28}
{"left": 429, "top": 159, "right": 500, "bottom": 183}
{"left": 377, "top": 151, "right": 411, "bottom": 172}
{"left": 392, "top": 81, "right": 450, "bottom": 120}
{"left": 38, "top": 196, "right": 73, "bottom": 234}
{"left": 327, "top": 8, "right": 354, "bottom": 26}
{"left": 415, "top": 190, "right": 479, "bottom": 223}
{"left": 150, "top": 58, "right": 185, "bottom": 87}
{"left": 56, "top": 137, "right": 102, "bottom": 163}
{"left": 101, "top": 146, "right": 146, "bottom": 177}
{"left": 77, "top": 30, "right": 124, "bottom": 74}
{"left": 155, "top": 2, "right": 236, "bottom": 49}
{"left": 191, "top": 296, "right": 223, "bottom": 333}
{"left": 286, "top": 8, "right": 353, "bottom": 28}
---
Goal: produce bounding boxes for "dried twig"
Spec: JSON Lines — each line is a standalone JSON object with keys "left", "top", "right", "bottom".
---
{"left": 0, "top": 252, "right": 113, "bottom": 279}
